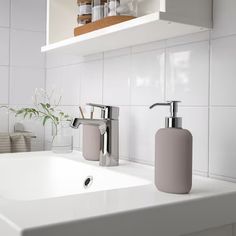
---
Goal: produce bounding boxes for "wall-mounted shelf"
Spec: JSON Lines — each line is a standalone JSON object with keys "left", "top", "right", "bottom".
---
{"left": 42, "top": 0, "right": 212, "bottom": 56}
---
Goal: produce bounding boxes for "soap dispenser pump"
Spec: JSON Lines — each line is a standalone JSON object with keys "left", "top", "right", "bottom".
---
{"left": 150, "top": 101, "right": 192, "bottom": 194}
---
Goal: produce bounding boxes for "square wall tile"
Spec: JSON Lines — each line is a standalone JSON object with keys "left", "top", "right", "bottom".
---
{"left": 10, "top": 30, "right": 45, "bottom": 68}
{"left": 80, "top": 60, "right": 103, "bottom": 106}
{"left": 9, "top": 106, "right": 44, "bottom": 151}
{"left": 0, "top": 28, "right": 9, "bottom": 65}
{"left": 129, "top": 106, "right": 167, "bottom": 165}
{"left": 11, "top": 0, "right": 46, "bottom": 32}
{"left": 185, "top": 225, "right": 232, "bottom": 236}
{"left": 132, "top": 40, "right": 165, "bottom": 54}
{"left": 103, "top": 54, "right": 131, "bottom": 106}
{"left": 104, "top": 47, "right": 131, "bottom": 58}
{"left": 10, "top": 67, "right": 45, "bottom": 105}
{"left": 166, "top": 31, "right": 210, "bottom": 48}
{"left": 0, "top": 66, "right": 9, "bottom": 104}
{"left": 0, "top": 0, "right": 10, "bottom": 27}
{"left": 211, "top": 36, "right": 236, "bottom": 106}
{"left": 209, "top": 107, "right": 236, "bottom": 179}
{"left": 46, "top": 64, "right": 81, "bottom": 105}
{"left": 179, "top": 107, "right": 209, "bottom": 174}
{"left": 83, "top": 53, "right": 103, "bottom": 62}
{"left": 166, "top": 41, "right": 209, "bottom": 106}
{"left": 131, "top": 49, "right": 165, "bottom": 106}
{"left": 211, "top": 0, "right": 236, "bottom": 38}
{"left": 46, "top": 51, "right": 83, "bottom": 69}
{"left": 0, "top": 108, "right": 9, "bottom": 132}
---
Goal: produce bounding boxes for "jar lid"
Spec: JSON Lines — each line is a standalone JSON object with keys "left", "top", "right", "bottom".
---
{"left": 78, "top": 14, "right": 92, "bottom": 21}
{"left": 77, "top": 0, "right": 92, "bottom": 4}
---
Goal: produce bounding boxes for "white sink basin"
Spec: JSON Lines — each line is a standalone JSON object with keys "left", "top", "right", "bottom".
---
{"left": 0, "top": 153, "right": 150, "bottom": 201}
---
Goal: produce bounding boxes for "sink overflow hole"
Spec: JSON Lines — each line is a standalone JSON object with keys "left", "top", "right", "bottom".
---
{"left": 84, "top": 176, "right": 93, "bottom": 189}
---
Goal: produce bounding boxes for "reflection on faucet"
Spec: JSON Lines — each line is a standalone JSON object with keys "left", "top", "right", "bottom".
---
{"left": 71, "top": 104, "right": 119, "bottom": 167}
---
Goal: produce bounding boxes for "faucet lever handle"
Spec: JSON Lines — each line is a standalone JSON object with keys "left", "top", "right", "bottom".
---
{"left": 87, "top": 103, "right": 107, "bottom": 110}
{"left": 86, "top": 103, "right": 119, "bottom": 120}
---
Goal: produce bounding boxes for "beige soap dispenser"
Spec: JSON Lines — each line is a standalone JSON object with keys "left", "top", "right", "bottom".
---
{"left": 150, "top": 101, "right": 192, "bottom": 194}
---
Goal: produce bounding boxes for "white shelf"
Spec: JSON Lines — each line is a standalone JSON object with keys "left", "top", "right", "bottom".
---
{"left": 42, "top": 0, "right": 212, "bottom": 56}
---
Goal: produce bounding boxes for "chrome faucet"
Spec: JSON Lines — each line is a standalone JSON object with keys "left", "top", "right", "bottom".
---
{"left": 71, "top": 103, "right": 119, "bottom": 167}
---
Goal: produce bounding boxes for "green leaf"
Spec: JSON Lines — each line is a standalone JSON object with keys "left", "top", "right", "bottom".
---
{"left": 9, "top": 108, "right": 16, "bottom": 112}
{"left": 24, "top": 112, "right": 28, "bottom": 118}
{"left": 16, "top": 110, "right": 24, "bottom": 115}
{"left": 43, "top": 116, "right": 50, "bottom": 126}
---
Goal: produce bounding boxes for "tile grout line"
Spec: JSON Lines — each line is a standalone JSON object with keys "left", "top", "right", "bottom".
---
{"left": 7, "top": 0, "right": 12, "bottom": 134}
{"left": 209, "top": 173, "right": 236, "bottom": 184}
{"left": 77, "top": 56, "right": 83, "bottom": 151}
{"left": 128, "top": 48, "right": 132, "bottom": 161}
{"left": 101, "top": 52, "right": 104, "bottom": 104}
{"left": 163, "top": 40, "right": 167, "bottom": 102}
{"left": 207, "top": 31, "right": 212, "bottom": 178}
{"left": 43, "top": 34, "right": 47, "bottom": 151}
{"left": 211, "top": 32, "right": 236, "bottom": 41}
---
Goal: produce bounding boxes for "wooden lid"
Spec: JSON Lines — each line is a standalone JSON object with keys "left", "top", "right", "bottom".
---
{"left": 78, "top": 14, "right": 92, "bottom": 21}
{"left": 77, "top": 0, "right": 92, "bottom": 4}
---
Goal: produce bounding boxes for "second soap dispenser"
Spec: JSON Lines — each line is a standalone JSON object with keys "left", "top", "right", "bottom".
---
{"left": 150, "top": 101, "right": 192, "bottom": 194}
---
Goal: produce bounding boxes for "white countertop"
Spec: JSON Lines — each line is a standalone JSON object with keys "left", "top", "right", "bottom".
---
{"left": 1, "top": 151, "right": 236, "bottom": 236}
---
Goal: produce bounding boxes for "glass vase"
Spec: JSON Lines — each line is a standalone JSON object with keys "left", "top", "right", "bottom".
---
{"left": 51, "top": 121, "right": 73, "bottom": 154}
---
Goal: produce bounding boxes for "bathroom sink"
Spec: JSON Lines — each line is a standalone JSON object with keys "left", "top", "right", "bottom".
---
{"left": 0, "top": 153, "right": 150, "bottom": 201}
{"left": 1, "top": 152, "right": 236, "bottom": 236}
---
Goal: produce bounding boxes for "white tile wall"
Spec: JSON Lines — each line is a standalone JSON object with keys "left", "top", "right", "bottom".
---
{"left": 10, "top": 67, "right": 45, "bottom": 105}
{"left": 131, "top": 49, "right": 165, "bottom": 105}
{"left": 103, "top": 54, "right": 131, "bottom": 106}
{"left": 129, "top": 106, "right": 167, "bottom": 164}
{"left": 0, "top": 108, "right": 9, "bottom": 133}
{"left": 46, "top": 65, "right": 81, "bottom": 106}
{"left": 0, "top": 66, "right": 9, "bottom": 104}
{"left": 46, "top": 50, "right": 84, "bottom": 69}
{"left": 0, "top": 28, "right": 10, "bottom": 65}
{"left": 211, "top": 0, "right": 236, "bottom": 39}
{"left": 44, "top": 0, "right": 236, "bottom": 181}
{"left": 209, "top": 107, "right": 236, "bottom": 179}
{"left": 0, "top": 0, "right": 10, "bottom": 27}
{"left": 10, "top": 29, "right": 45, "bottom": 68}
{"left": 211, "top": 36, "right": 236, "bottom": 106}
{"left": 80, "top": 60, "right": 103, "bottom": 106}
{"left": 166, "top": 41, "right": 209, "bottom": 106}
{"left": 11, "top": 0, "right": 46, "bottom": 32}
{"left": 0, "top": 0, "right": 46, "bottom": 151}
{"left": 166, "top": 31, "right": 210, "bottom": 47}
{"left": 179, "top": 107, "right": 209, "bottom": 174}
{"left": 119, "top": 106, "right": 131, "bottom": 159}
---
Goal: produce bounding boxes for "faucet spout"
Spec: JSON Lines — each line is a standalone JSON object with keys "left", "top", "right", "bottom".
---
{"left": 71, "top": 118, "right": 107, "bottom": 135}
